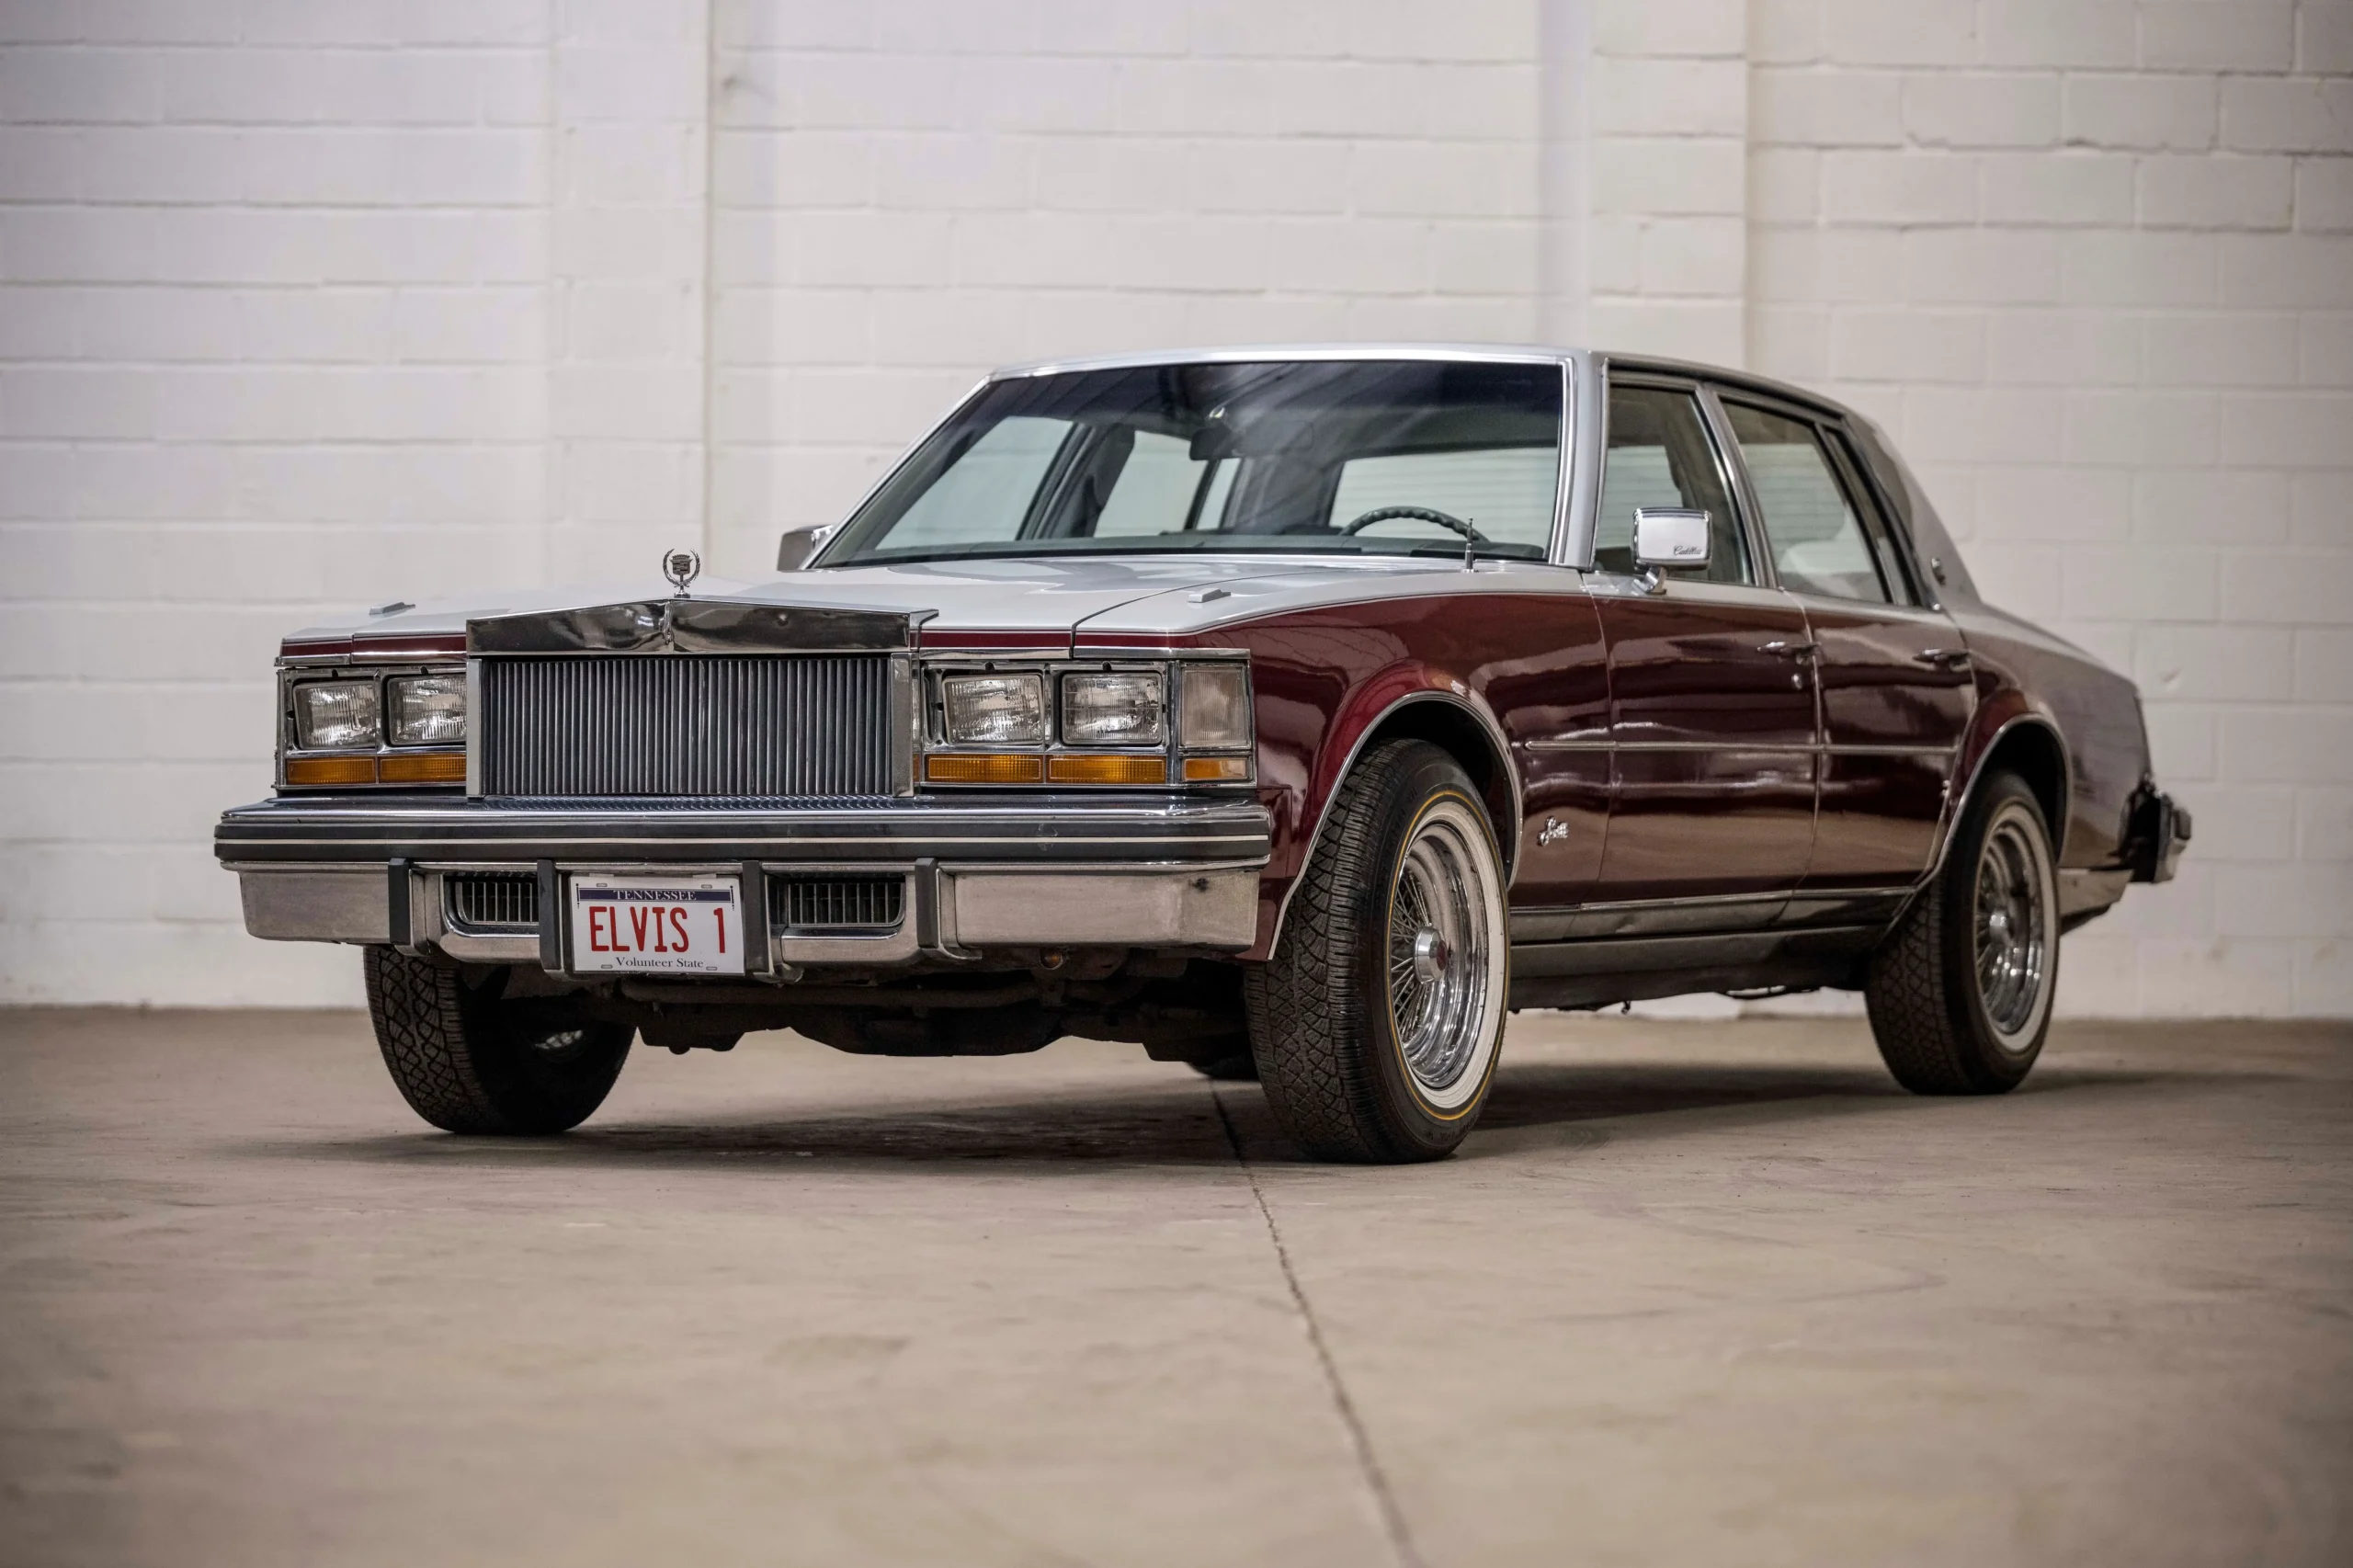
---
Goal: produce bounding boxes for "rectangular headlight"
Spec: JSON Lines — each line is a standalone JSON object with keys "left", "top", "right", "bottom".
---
{"left": 939, "top": 672, "right": 1045, "bottom": 745}
{"left": 388, "top": 674, "right": 466, "bottom": 746}
{"left": 1062, "top": 671, "right": 1166, "bottom": 746}
{"left": 1179, "top": 664, "right": 1250, "bottom": 751}
{"left": 293, "top": 680, "right": 380, "bottom": 749}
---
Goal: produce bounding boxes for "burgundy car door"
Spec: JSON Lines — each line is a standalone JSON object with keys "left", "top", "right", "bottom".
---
{"left": 1717, "top": 397, "right": 1974, "bottom": 897}
{"left": 1582, "top": 380, "right": 1818, "bottom": 917}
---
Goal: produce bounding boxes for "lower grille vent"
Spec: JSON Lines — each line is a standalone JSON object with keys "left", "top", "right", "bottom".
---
{"left": 770, "top": 874, "right": 905, "bottom": 931}
{"left": 447, "top": 872, "right": 539, "bottom": 932}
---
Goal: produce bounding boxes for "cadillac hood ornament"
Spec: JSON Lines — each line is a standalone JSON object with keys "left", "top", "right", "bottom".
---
{"left": 663, "top": 548, "right": 701, "bottom": 594}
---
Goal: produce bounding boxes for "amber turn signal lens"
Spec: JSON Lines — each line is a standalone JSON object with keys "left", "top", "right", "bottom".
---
{"left": 379, "top": 751, "right": 467, "bottom": 784}
{"left": 1047, "top": 754, "right": 1168, "bottom": 785}
{"left": 284, "top": 756, "right": 377, "bottom": 787}
{"left": 926, "top": 752, "right": 1047, "bottom": 785}
{"left": 1183, "top": 756, "right": 1250, "bottom": 782}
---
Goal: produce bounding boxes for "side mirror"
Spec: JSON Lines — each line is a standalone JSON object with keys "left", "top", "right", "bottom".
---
{"left": 1631, "top": 507, "right": 1710, "bottom": 592}
{"left": 776, "top": 523, "right": 837, "bottom": 573}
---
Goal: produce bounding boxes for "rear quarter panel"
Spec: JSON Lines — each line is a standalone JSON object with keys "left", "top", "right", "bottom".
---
{"left": 1949, "top": 605, "right": 2150, "bottom": 869}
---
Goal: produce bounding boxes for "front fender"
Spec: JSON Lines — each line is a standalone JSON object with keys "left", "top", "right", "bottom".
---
{"left": 1248, "top": 661, "right": 1518, "bottom": 960}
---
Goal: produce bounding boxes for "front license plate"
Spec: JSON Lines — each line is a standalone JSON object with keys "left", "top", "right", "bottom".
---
{"left": 570, "top": 875, "right": 746, "bottom": 975}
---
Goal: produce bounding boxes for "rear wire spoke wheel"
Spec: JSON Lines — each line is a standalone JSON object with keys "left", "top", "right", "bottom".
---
{"left": 1245, "top": 740, "right": 1509, "bottom": 1162}
{"left": 1865, "top": 771, "right": 2059, "bottom": 1095}
{"left": 364, "top": 947, "right": 632, "bottom": 1134}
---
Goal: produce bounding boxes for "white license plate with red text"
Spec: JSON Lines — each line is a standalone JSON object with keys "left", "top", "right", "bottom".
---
{"left": 569, "top": 875, "right": 746, "bottom": 975}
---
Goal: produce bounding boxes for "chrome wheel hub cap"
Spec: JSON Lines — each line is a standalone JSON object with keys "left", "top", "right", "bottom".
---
{"left": 1973, "top": 812, "right": 2052, "bottom": 1051}
{"left": 1410, "top": 927, "right": 1449, "bottom": 984}
{"left": 1387, "top": 813, "right": 1495, "bottom": 1096}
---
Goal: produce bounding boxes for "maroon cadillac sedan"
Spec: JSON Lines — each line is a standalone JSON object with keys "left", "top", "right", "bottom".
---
{"left": 218, "top": 347, "right": 2190, "bottom": 1163}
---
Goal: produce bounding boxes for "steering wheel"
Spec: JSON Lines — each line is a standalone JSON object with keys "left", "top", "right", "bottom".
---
{"left": 1340, "top": 505, "right": 1484, "bottom": 541}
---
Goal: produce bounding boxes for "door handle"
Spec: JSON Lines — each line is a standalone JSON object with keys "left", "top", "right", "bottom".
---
{"left": 1762, "top": 640, "right": 1820, "bottom": 660}
{"left": 1914, "top": 647, "right": 1972, "bottom": 669}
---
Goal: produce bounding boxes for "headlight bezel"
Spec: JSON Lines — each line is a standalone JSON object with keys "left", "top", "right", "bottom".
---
{"left": 278, "top": 661, "right": 468, "bottom": 791}
{"left": 920, "top": 656, "right": 1251, "bottom": 790}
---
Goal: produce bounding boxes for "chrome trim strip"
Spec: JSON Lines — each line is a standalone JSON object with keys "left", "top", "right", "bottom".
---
{"left": 1525, "top": 738, "right": 1957, "bottom": 757}
{"left": 464, "top": 657, "right": 483, "bottom": 797}
{"left": 1509, "top": 890, "right": 1792, "bottom": 942}
{"left": 224, "top": 833, "right": 1269, "bottom": 851}
{"left": 1545, "top": 358, "right": 1578, "bottom": 568}
{"left": 992, "top": 343, "right": 1577, "bottom": 380}
{"left": 1561, "top": 349, "right": 1606, "bottom": 570}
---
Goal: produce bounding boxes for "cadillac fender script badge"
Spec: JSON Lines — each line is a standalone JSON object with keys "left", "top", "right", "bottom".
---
{"left": 664, "top": 548, "right": 701, "bottom": 594}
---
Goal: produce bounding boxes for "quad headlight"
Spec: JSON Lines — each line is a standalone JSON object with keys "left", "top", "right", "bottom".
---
{"left": 388, "top": 674, "right": 467, "bottom": 745}
{"left": 293, "top": 680, "right": 381, "bottom": 749}
{"left": 1061, "top": 671, "right": 1166, "bottom": 746}
{"left": 939, "top": 672, "right": 1046, "bottom": 745}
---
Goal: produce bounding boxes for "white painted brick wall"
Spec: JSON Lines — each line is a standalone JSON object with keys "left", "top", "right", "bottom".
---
{"left": 1750, "top": 0, "right": 2353, "bottom": 1017}
{"left": 4, "top": 0, "right": 2347, "bottom": 1015}
{"left": 0, "top": 1, "right": 702, "bottom": 1005}
{"left": 704, "top": 0, "right": 1553, "bottom": 573}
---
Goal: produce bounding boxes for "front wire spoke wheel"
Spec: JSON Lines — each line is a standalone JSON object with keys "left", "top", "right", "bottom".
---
{"left": 1243, "top": 740, "right": 1510, "bottom": 1162}
{"left": 1388, "top": 817, "right": 1494, "bottom": 1098}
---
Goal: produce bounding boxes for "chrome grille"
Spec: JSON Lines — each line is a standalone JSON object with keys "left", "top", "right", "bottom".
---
{"left": 479, "top": 654, "right": 893, "bottom": 799}
{"left": 446, "top": 872, "right": 538, "bottom": 932}
{"left": 771, "top": 874, "right": 905, "bottom": 931}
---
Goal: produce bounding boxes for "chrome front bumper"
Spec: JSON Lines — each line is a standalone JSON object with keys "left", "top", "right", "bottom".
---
{"left": 220, "top": 794, "right": 1271, "bottom": 969}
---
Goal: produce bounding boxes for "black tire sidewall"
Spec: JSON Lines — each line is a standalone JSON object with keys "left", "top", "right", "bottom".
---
{"left": 458, "top": 971, "right": 632, "bottom": 1133}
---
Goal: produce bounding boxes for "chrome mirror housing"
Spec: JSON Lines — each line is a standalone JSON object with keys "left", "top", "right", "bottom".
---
{"left": 776, "top": 523, "right": 837, "bottom": 573}
{"left": 1631, "top": 507, "right": 1710, "bottom": 594}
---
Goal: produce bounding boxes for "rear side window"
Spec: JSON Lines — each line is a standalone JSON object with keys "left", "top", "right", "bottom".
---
{"left": 1595, "top": 383, "right": 1751, "bottom": 585}
{"left": 1722, "top": 402, "right": 1896, "bottom": 604}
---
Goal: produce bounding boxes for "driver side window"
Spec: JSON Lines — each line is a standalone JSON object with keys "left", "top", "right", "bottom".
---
{"left": 1595, "top": 384, "right": 1751, "bottom": 585}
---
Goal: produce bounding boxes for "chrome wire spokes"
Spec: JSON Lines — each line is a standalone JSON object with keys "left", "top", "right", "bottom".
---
{"left": 1974, "top": 814, "right": 2050, "bottom": 1045}
{"left": 1387, "top": 813, "right": 1493, "bottom": 1094}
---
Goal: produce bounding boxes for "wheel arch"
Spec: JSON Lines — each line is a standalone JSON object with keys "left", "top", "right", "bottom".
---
{"left": 1935, "top": 712, "right": 2072, "bottom": 880}
{"left": 1267, "top": 687, "right": 1520, "bottom": 958}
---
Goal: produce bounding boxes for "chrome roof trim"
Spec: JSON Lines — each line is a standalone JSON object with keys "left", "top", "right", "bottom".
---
{"left": 990, "top": 343, "right": 1588, "bottom": 380}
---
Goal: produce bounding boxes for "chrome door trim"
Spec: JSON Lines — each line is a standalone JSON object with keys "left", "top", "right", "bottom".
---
{"left": 1510, "top": 889, "right": 1793, "bottom": 942}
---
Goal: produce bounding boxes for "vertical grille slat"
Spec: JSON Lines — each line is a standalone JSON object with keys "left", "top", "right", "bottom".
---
{"left": 769, "top": 874, "right": 906, "bottom": 931}
{"left": 446, "top": 872, "right": 539, "bottom": 931}
{"left": 480, "top": 654, "right": 892, "bottom": 799}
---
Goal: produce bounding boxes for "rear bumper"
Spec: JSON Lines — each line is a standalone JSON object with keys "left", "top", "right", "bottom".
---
{"left": 219, "top": 794, "right": 1270, "bottom": 965}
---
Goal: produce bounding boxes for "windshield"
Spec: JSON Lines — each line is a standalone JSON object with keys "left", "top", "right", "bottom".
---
{"left": 818, "top": 359, "right": 1564, "bottom": 568}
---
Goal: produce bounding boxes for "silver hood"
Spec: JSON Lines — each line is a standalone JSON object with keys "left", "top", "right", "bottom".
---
{"left": 287, "top": 551, "right": 1565, "bottom": 650}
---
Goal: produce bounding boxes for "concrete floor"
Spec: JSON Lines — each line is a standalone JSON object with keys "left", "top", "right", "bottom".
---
{"left": 1, "top": 1008, "right": 2347, "bottom": 1568}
